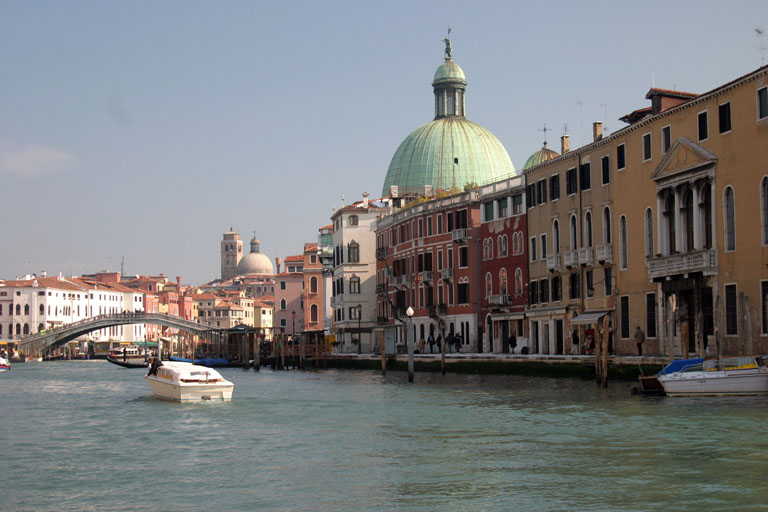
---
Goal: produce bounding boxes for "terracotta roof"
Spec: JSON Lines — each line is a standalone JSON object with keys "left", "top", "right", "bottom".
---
{"left": 645, "top": 87, "right": 699, "bottom": 100}
{"left": 284, "top": 255, "right": 303, "bottom": 262}
{"left": 0, "top": 276, "right": 85, "bottom": 292}
{"left": 304, "top": 243, "right": 318, "bottom": 252}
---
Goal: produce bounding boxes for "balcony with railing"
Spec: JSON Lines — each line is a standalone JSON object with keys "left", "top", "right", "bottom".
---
{"left": 646, "top": 248, "right": 718, "bottom": 280}
{"left": 546, "top": 253, "right": 560, "bottom": 272}
{"left": 452, "top": 228, "right": 469, "bottom": 243}
{"left": 564, "top": 250, "right": 578, "bottom": 268}
{"left": 419, "top": 271, "right": 433, "bottom": 283}
{"left": 486, "top": 294, "right": 509, "bottom": 306}
{"left": 375, "top": 284, "right": 387, "bottom": 295}
{"left": 577, "top": 247, "right": 594, "bottom": 266}
{"left": 393, "top": 275, "right": 411, "bottom": 288}
{"left": 376, "top": 316, "right": 389, "bottom": 324}
{"left": 330, "top": 295, "right": 340, "bottom": 308}
{"left": 596, "top": 244, "right": 613, "bottom": 264}
{"left": 440, "top": 268, "right": 453, "bottom": 281}
{"left": 376, "top": 247, "right": 389, "bottom": 260}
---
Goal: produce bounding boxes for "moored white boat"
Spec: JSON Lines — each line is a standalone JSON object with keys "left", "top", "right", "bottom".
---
{"left": 144, "top": 361, "right": 233, "bottom": 402}
{"left": 658, "top": 356, "right": 768, "bottom": 397}
{"left": 0, "top": 355, "right": 10, "bottom": 372}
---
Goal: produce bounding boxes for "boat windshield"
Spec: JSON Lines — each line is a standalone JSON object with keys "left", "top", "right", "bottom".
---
{"left": 703, "top": 357, "right": 759, "bottom": 371}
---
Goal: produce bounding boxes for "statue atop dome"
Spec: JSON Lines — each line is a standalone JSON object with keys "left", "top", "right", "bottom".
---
{"left": 442, "top": 26, "right": 452, "bottom": 59}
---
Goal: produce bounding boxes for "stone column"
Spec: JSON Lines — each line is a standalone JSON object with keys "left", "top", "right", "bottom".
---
{"left": 674, "top": 187, "right": 683, "bottom": 253}
{"left": 693, "top": 183, "right": 702, "bottom": 250}
{"left": 657, "top": 193, "right": 665, "bottom": 255}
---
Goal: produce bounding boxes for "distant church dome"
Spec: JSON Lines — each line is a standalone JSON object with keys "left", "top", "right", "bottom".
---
{"left": 381, "top": 39, "right": 515, "bottom": 197}
{"left": 522, "top": 141, "right": 560, "bottom": 170}
{"left": 236, "top": 237, "right": 274, "bottom": 276}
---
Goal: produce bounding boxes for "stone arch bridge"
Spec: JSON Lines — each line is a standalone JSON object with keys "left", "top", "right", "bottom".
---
{"left": 19, "top": 312, "right": 221, "bottom": 354}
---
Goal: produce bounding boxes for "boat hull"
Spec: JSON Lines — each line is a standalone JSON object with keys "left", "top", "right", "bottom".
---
{"left": 145, "top": 376, "right": 233, "bottom": 402}
{"left": 659, "top": 370, "right": 768, "bottom": 397}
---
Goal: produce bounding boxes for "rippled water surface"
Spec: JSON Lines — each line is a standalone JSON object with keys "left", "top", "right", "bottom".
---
{"left": 2, "top": 361, "right": 768, "bottom": 511}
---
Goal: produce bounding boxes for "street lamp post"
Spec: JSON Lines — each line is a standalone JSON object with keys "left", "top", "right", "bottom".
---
{"left": 291, "top": 310, "right": 296, "bottom": 338}
{"left": 357, "top": 304, "right": 362, "bottom": 355}
{"left": 406, "top": 306, "right": 414, "bottom": 383}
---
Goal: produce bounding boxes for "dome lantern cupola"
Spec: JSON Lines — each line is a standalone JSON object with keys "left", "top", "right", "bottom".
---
{"left": 432, "top": 33, "right": 466, "bottom": 119}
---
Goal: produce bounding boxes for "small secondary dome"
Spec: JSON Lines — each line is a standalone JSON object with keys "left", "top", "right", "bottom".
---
{"left": 236, "top": 237, "right": 274, "bottom": 276}
{"left": 522, "top": 142, "right": 560, "bottom": 170}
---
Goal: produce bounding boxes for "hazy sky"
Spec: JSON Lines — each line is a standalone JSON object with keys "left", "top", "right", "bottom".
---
{"left": 2, "top": 0, "right": 765, "bottom": 284}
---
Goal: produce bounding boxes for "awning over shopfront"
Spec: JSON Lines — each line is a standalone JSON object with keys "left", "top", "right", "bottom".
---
{"left": 570, "top": 311, "right": 611, "bottom": 326}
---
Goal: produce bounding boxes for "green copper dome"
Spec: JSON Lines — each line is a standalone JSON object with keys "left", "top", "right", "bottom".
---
{"left": 522, "top": 142, "right": 560, "bottom": 170}
{"left": 382, "top": 118, "right": 516, "bottom": 195}
{"left": 382, "top": 41, "right": 515, "bottom": 197}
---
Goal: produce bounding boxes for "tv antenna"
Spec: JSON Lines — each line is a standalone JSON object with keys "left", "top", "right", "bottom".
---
{"left": 757, "top": 27, "right": 766, "bottom": 65}
{"left": 576, "top": 101, "right": 584, "bottom": 147}
{"left": 538, "top": 123, "right": 551, "bottom": 145}
{"left": 600, "top": 103, "right": 609, "bottom": 134}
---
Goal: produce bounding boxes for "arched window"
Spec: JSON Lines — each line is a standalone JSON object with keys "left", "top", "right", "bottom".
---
{"left": 485, "top": 273, "right": 493, "bottom": 298}
{"left": 515, "top": 268, "right": 523, "bottom": 296}
{"left": 620, "top": 215, "right": 628, "bottom": 269}
{"left": 645, "top": 208, "right": 654, "bottom": 258}
{"left": 498, "top": 235, "right": 508, "bottom": 257}
{"left": 280, "top": 298, "right": 287, "bottom": 310}
{"left": 553, "top": 220, "right": 560, "bottom": 254}
{"left": 309, "top": 276, "right": 318, "bottom": 294}
{"left": 350, "top": 276, "right": 361, "bottom": 294}
{"left": 724, "top": 186, "right": 736, "bottom": 251}
{"left": 483, "top": 238, "right": 490, "bottom": 260}
{"left": 0, "top": 304, "right": 3, "bottom": 315}
{"left": 585, "top": 211, "right": 593, "bottom": 247}
{"left": 16, "top": 324, "right": 21, "bottom": 335}
{"left": 499, "top": 268, "right": 508, "bottom": 296}
{"left": 570, "top": 215, "right": 577, "bottom": 250}
{"left": 683, "top": 190, "right": 694, "bottom": 251}
{"left": 39, "top": 304, "right": 44, "bottom": 315}
{"left": 310, "top": 304, "right": 318, "bottom": 323}
{"left": 701, "top": 183, "right": 713, "bottom": 249}
{"left": 38, "top": 323, "right": 44, "bottom": 332}
{"left": 603, "top": 207, "right": 612, "bottom": 245}
{"left": 665, "top": 194, "right": 676, "bottom": 254}
{"left": 488, "top": 238, "right": 493, "bottom": 260}
{"left": 15, "top": 304, "right": 21, "bottom": 316}
{"left": 762, "top": 177, "right": 768, "bottom": 245}
{"left": 23, "top": 323, "right": 29, "bottom": 335}
{"left": 348, "top": 241, "right": 360, "bottom": 262}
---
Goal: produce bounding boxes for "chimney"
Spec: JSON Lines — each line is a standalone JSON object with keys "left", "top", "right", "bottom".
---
{"left": 561, "top": 135, "right": 570, "bottom": 154}
{"left": 341, "top": 194, "right": 345, "bottom": 208}
{"left": 362, "top": 192, "right": 369, "bottom": 208}
{"left": 593, "top": 121, "right": 603, "bottom": 142}
{"left": 275, "top": 257, "right": 282, "bottom": 274}
{"left": 41, "top": 271, "right": 47, "bottom": 277}
{"left": 176, "top": 276, "right": 182, "bottom": 291}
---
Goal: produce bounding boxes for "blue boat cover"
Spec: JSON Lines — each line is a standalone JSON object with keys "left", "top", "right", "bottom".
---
{"left": 168, "top": 356, "right": 230, "bottom": 367}
{"left": 658, "top": 357, "right": 705, "bottom": 375}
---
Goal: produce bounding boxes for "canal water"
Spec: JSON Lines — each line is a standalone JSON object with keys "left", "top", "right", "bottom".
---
{"left": 2, "top": 361, "right": 767, "bottom": 511}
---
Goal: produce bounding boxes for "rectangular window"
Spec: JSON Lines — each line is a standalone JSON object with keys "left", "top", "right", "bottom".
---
{"left": 759, "top": 87, "right": 768, "bottom": 121}
{"left": 552, "top": 275, "right": 561, "bottom": 302}
{"left": 497, "top": 198, "right": 507, "bottom": 218}
{"left": 617, "top": 144, "right": 626, "bottom": 170}
{"left": 484, "top": 202, "right": 494, "bottom": 221}
{"left": 529, "top": 281, "right": 538, "bottom": 305}
{"left": 418, "top": 218, "right": 423, "bottom": 238}
{"left": 698, "top": 111, "right": 708, "bottom": 141}
{"left": 620, "top": 296, "right": 630, "bottom": 338}
{"left": 569, "top": 272, "right": 580, "bottom": 300}
{"left": 719, "top": 102, "right": 731, "bottom": 134}
{"left": 661, "top": 126, "right": 671, "bottom": 154}
{"left": 512, "top": 194, "right": 523, "bottom": 214}
{"left": 527, "top": 184, "right": 536, "bottom": 208}
{"left": 541, "top": 233, "right": 547, "bottom": 259}
{"left": 550, "top": 174, "right": 560, "bottom": 200}
{"left": 566, "top": 167, "right": 577, "bottom": 195}
{"left": 586, "top": 270, "right": 593, "bottom": 297}
{"left": 457, "top": 283, "right": 470, "bottom": 304}
{"left": 280, "top": 281, "right": 286, "bottom": 290}
{"left": 427, "top": 216, "right": 433, "bottom": 236}
{"left": 530, "top": 236, "right": 537, "bottom": 262}
{"left": 437, "top": 214, "right": 443, "bottom": 234}
{"left": 646, "top": 293, "right": 657, "bottom": 338}
{"left": 537, "top": 179, "right": 547, "bottom": 205}
{"left": 579, "top": 163, "right": 591, "bottom": 190}
{"left": 601, "top": 156, "right": 610, "bottom": 185}
{"left": 725, "top": 284, "right": 737, "bottom": 335}
{"left": 642, "top": 133, "right": 652, "bottom": 161}
{"left": 540, "top": 278, "right": 549, "bottom": 303}
{"left": 604, "top": 267, "right": 612, "bottom": 297}
{"left": 458, "top": 246, "right": 468, "bottom": 268}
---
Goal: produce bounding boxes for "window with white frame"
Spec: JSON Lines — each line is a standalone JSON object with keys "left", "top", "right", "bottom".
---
{"left": 724, "top": 186, "right": 736, "bottom": 251}
{"left": 530, "top": 236, "right": 537, "bottom": 261}
{"left": 619, "top": 215, "right": 628, "bottom": 270}
{"left": 759, "top": 86, "right": 768, "bottom": 120}
{"left": 642, "top": 133, "right": 652, "bottom": 161}
{"left": 645, "top": 208, "right": 654, "bottom": 258}
{"left": 661, "top": 125, "right": 671, "bottom": 154}
{"left": 761, "top": 177, "right": 768, "bottom": 245}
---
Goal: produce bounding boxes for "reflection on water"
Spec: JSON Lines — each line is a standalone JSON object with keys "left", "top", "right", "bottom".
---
{"left": 2, "top": 361, "right": 768, "bottom": 511}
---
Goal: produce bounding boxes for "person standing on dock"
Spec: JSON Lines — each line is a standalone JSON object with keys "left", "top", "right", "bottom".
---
{"left": 635, "top": 326, "right": 645, "bottom": 356}
{"left": 427, "top": 333, "right": 435, "bottom": 353}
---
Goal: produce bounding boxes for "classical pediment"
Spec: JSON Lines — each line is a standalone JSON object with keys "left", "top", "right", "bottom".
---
{"left": 651, "top": 137, "right": 717, "bottom": 182}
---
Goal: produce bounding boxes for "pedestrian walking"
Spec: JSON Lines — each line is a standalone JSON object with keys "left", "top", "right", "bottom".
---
{"left": 635, "top": 326, "right": 645, "bottom": 356}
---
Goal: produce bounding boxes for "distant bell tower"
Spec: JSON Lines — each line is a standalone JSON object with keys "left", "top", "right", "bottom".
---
{"left": 220, "top": 228, "right": 243, "bottom": 280}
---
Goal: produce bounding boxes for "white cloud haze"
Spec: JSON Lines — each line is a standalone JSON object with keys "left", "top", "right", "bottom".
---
{"left": 0, "top": 142, "right": 75, "bottom": 176}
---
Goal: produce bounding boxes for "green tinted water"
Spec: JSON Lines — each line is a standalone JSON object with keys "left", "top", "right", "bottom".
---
{"left": 2, "top": 361, "right": 767, "bottom": 511}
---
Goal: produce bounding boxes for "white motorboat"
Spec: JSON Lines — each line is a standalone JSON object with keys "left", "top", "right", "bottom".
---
{"left": 144, "top": 361, "right": 233, "bottom": 402}
{"left": 0, "top": 355, "right": 9, "bottom": 372}
{"left": 658, "top": 356, "right": 768, "bottom": 397}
